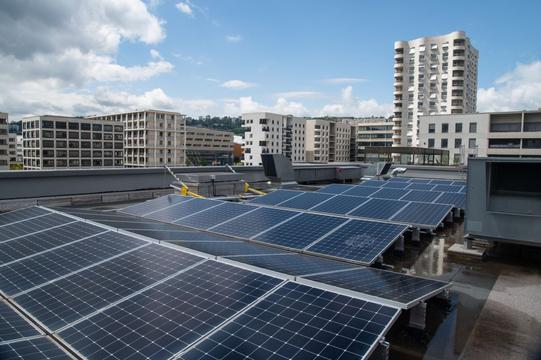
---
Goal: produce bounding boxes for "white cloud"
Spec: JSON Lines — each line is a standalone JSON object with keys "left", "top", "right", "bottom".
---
{"left": 221, "top": 80, "right": 256, "bottom": 89}
{"left": 317, "top": 86, "right": 392, "bottom": 117}
{"left": 477, "top": 61, "right": 541, "bottom": 112}
{"left": 176, "top": 2, "right": 193, "bottom": 16}
{"left": 225, "top": 35, "right": 242, "bottom": 43}
{"left": 149, "top": 49, "right": 163, "bottom": 60}
{"left": 323, "top": 77, "right": 367, "bottom": 84}
{"left": 274, "top": 91, "right": 321, "bottom": 99}
{"left": 223, "top": 96, "right": 309, "bottom": 117}
{"left": 206, "top": 78, "right": 220, "bottom": 82}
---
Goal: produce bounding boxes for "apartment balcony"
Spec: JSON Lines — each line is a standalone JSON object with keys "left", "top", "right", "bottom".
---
{"left": 393, "top": 117, "right": 402, "bottom": 124}
{"left": 392, "top": 133, "right": 402, "bottom": 140}
{"left": 453, "top": 54, "right": 466, "bottom": 61}
{"left": 394, "top": 63, "right": 404, "bottom": 69}
{"left": 394, "top": 80, "right": 403, "bottom": 86}
{"left": 393, "top": 89, "right": 403, "bottom": 95}
{"left": 453, "top": 44, "right": 466, "bottom": 50}
{"left": 392, "top": 125, "right": 402, "bottom": 131}
{"left": 393, "top": 101, "right": 402, "bottom": 107}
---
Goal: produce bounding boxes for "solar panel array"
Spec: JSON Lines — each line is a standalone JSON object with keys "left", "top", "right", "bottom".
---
{"left": 127, "top": 197, "right": 407, "bottom": 265}
{"left": 0, "top": 205, "right": 424, "bottom": 360}
{"left": 250, "top": 189, "right": 453, "bottom": 229}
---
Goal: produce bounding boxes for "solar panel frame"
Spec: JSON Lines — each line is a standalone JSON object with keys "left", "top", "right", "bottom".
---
{"left": 390, "top": 202, "right": 452, "bottom": 228}
{"left": 145, "top": 198, "right": 223, "bottom": 223}
{"left": 210, "top": 207, "right": 301, "bottom": 239}
{"left": 358, "top": 180, "right": 386, "bottom": 187}
{"left": 175, "top": 202, "right": 258, "bottom": 230}
{"left": 0, "top": 207, "right": 51, "bottom": 227}
{"left": 370, "top": 188, "right": 411, "bottom": 200}
{"left": 387, "top": 177, "right": 410, "bottom": 182}
{"left": 401, "top": 190, "right": 443, "bottom": 203}
{"left": 315, "top": 184, "right": 354, "bottom": 194}
{"left": 127, "top": 229, "right": 236, "bottom": 242}
{"left": 310, "top": 195, "right": 369, "bottom": 215}
{"left": 0, "top": 222, "right": 107, "bottom": 267}
{"left": 342, "top": 186, "right": 380, "bottom": 197}
{"left": 276, "top": 192, "right": 335, "bottom": 210}
{"left": 381, "top": 181, "right": 410, "bottom": 189}
{"left": 408, "top": 178, "right": 432, "bottom": 184}
{"left": 57, "top": 262, "right": 283, "bottom": 360}
{"left": 304, "top": 220, "right": 408, "bottom": 265}
{"left": 13, "top": 244, "right": 202, "bottom": 331}
{"left": 178, "top": 282, "right": 401, "bottom": 360}
{"left": 428, "top": 179, "right": 454, "bottom": 185}
{"left": 171, "top": 241, "right": 290, "bottom": 257}
{"left": 451, "top": 180, "right": 467, "bottom": 186}
{"left": 120, "top": 194, "right": 190, "bottom": 216}
{"left": 223, "top": 253, "right": 359, "bottom": 277}
{"left": 0, "top": 214, "right": 75, "bottom": 243}
{"left": 0, "top": 300, "right": 41, "bottom": 343}
{"left": 348, "top": 198, "right": 409, "bottom": 221}
{"left": 247, "top": 189, "right": 303, "bottom": 205}
{"left": 405, "top": 183, "right": 437, "bottom": 191}
{"left": 0, "top": 337, "right": 73, "bottom": 360}
{"left": 0, "top": 232, "right": 148, "bottom": 297}
{"left": 252, "top": 213, "right": 348, "bottom": 250}
{"left": 434, "top": 192, "right": 466, "bottom": 209}
{"left": 299, "top": 267, "right": 451, "bottom": 309}
{"left": 432, "top": 184, "right": 463, "bottom": 193}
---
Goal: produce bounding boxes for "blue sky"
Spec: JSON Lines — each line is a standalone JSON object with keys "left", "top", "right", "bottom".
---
{"left": 1, "top": 0, "right": 540, "bottom": 119}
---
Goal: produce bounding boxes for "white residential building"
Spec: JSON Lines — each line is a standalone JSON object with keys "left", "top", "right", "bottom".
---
{"left": 8, "top": 133, "right": 17, "bottom": 165}
{"left": 242, "top": 112, "right": 305, "bottom": 166}
{"left": 419, "top": 110, "right": 541, "bottom": 165}
{"left": 0, "top": 112, "right": 8, "bottom": 170}
{"left": 16, "top": 135, "right": 23, "bottom": 163}
{"left": 393, "top": 31, "right": 478, "bottom": 147}
{"left": 22, "top": 115, "right": 124, "bottom": 170}
{"left": 347, "top": 118, "right": 393, "bottom": 161}
{"left": 89, "top": 110, "right": 186, "bottom": 167}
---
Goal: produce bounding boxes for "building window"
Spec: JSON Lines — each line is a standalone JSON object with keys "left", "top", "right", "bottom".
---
{"left": 442, "top": 123, "right": 449, "bottom": 133}
{"left": 469, "top": 138, "right": 477, "bottom": 148}
{"left": 454, "top": 138, "right": 462, "bottom": 148}
{"left": 469, "top": 122, "right": 477, "bottom": 133}
{"left": 441, "top": 139, "right": 448, "bottom": 148}
{"left": 428, "top": 139, "right": 435, "bottom": 148}
{"left": 455, "top": 123, "right": 462, "bottom": 133}
{"left": 428, "top": 124, "right": 435, "bottom": 133}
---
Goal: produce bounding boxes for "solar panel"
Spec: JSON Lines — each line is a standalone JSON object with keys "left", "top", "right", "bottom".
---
{"left": 305, "top": 220, "right": 407, "bottom": 265}
{"left": 14, "top": 244, "right": 202, "bottom": 331}
{"left": 315, "top": 184, "right": 354, "bottom": 194}
{"left": 210, "top": 207, "right": 299, "bottom": 239}
{"left": 0, "top": 301, "right": 40, "bottom": 342}
{"left": 405, "top": 183, "right": 436, "bottom": 191}
{"left": 342, "top": 186, "right": 379, "bottom": 197}
{"left": 225, "top": 253, "right": 358, "bottom": 276}
{"left": 434, "top": 192, "right": 466, "bottom": 209}
{"left": 371, "top": 188, "right": 410, "bottom": 200}
{"left": 253, "top": 213, "right": 347, "bottom": 250}
{"left": 248, "top": 189, "right": 302, "bottom": 205}
{"left": 311, "top": 195, "right": 368, "bottom": 215}
{"left": 358, "top": 180, "right": 386, "bottom": 187}
{"left": 58, "top": 262, "right": 282, "bottom": 360}
{"left": 176, "top": 202, "right": 257, "bottom": 229}
{"left": 429, "top": 179, "right": 454, "bottom": 185}
{"left": 0, "top": 207, "right": 50, "bottom": 226}
{"left": 179, "top": 282, "right": 400, "bottom": 360}
{"left": 408, "top": 178, "right": 432, "bottom": 184}
{"left": 459, "top": 186, "right": 467, "bottom": 194}
{"left": 127, "top": 229, "right": 235, "bottom": 242}
{"left": 381, "top": 181, "right": 410, "bottom": 189}
{"left": 172, "top": 241, "right": 289, "bottom": 257}
{"left": 401, "top": 190, "right": 443, "bottom": 203}
{"left": 277, "top": 192, "right": 334, "bottom": 210}
{"left": 348, "top": 198, "right": 408, "bottom": 220}
{"left": 0, "top": 214, "right": 74, "bottom": 243}
{"left": 432, "top": 184, "right": 463, "bottom": 192}
{"left": 146, "top": 198, "right": 222, "bottom": 222}
{"left": 0, "top": 232, "right": 147, "bottom": 296}
{"left": 391, "top": 202, "right": 452, "bottom": 227}
{"left": 0, "top": 337, "right": 72, "bottom": 360}
{"left": 120, "top": 194, "right": 188, "bottom": 216}
{"left": 387, "top": 177, "right": 410, "bottom": 182}
{"left": 0, "top": 222, "right": 105, "bottom": 266}
{"left": 302, "top": 267, "right": 450, "bottom": 308}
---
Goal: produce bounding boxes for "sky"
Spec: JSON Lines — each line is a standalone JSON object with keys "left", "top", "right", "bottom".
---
{"left": 0, "top": 0, "right": 540, "bottom": 121}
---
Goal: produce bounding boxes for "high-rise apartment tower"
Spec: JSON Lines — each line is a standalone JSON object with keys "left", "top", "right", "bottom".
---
{"left": 393, "top": 31, "right": 478, "bottom": 146}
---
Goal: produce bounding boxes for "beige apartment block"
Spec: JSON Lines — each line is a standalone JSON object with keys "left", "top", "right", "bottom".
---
{"left": 242, "top": 112, "right": 305, "bottom": 166}
{"left": 419, "top": 110, "right": 541, "bottom": 165}
{"left": 305, "top": 119, "right": 331, "bottom": 163}
{"left": 22, "top": 115, "right": 124, "bottom": 170}
{"left": 89, "top": 110, "right": 186, "bottom": 167}
{"left": 8, "top": 133, "right": 17, "bottom": 164}
{"left": 0, "top": 112, "right": 8, "bottom": 170}
{"left": 185, "top": 126, "right": 234, "bottom": 165}
{"left": 393, "top": 31, "right": 478, "bottom": 147}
